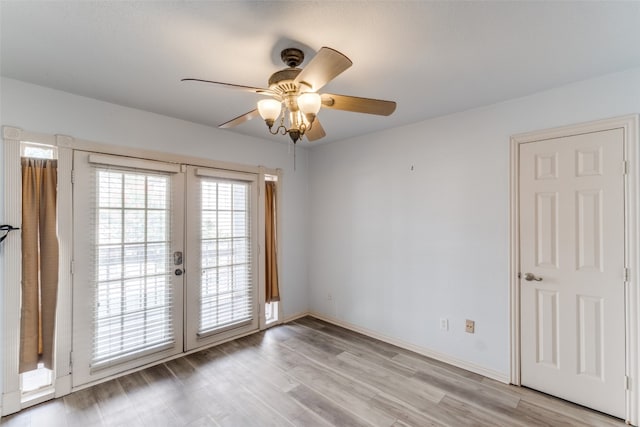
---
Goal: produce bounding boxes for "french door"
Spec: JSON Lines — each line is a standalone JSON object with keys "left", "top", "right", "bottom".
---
{"left": 184, "top": 167, "right": 259, "bottom": 350}
{"left": 72, "top": 152, "right": 258, "bottom": 386}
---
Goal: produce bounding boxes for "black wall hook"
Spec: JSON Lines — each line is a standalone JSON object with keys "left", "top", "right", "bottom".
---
{"left": 0, "top": 224, "right": 20, "bottom": 244}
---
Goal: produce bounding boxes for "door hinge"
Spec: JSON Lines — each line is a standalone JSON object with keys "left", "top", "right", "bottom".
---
{"left": 70, "top": 260, "right": 75, "bottom": 275}
{"left": 69, "top": 351, "right": 73, "bottom": 371}
{"left": 624, "top": 267, "right": 630, "bottom": 283}
{"left": 623, "top": 160, "right": 629, "bottom": 175}
{"left": 71, "top": 169, "right": 75, "bottom": 184}
{"left": 625, "top": 375, "right": 631, "bottom": 391}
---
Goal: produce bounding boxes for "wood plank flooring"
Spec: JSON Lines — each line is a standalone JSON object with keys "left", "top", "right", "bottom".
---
{"left": 0, "top": 316, "right": 626, "bottom": 426}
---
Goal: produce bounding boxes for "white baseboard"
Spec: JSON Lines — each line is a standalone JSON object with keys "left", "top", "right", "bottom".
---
{"left": 283, "top": 311, "right": 311, "bottom": 323}
{"left": 304, "top": 311, "right": 510, "bottom": 384}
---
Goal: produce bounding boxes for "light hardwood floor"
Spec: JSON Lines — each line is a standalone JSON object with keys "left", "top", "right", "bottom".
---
{"left": 0, "top": 316, "right": 627, "bottom": 426}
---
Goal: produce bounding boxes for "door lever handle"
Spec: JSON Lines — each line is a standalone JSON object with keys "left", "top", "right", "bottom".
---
{"left": 523, "top": 272, "right": 542, "bottom": 282}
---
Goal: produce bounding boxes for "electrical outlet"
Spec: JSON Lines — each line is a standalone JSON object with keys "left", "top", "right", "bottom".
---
{"left": 465, "top": 319, "right": 475, "bottom": 334}
{"left": 327, "top": 293, "right": 333, "bottom": 301}
{"left": 439, "top": 318, "right": 449, "bottom": 331}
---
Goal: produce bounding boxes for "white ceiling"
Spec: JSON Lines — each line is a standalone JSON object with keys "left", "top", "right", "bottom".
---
{"left": 2, "top": 1, "right": 640, "bottom": 145}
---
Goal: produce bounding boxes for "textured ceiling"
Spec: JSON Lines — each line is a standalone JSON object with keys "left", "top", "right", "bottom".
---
{"left": 2, "top": 1, "right": 640, "bottom": 145}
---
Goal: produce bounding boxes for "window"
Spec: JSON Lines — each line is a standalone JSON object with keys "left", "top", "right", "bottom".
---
{"left": 19, "top": 140, "right": 58, "bottom": 396}
{"left": 264, "top": 174, "right": 280, "bottom": 326}
{"left": 198, "top": 178, "right": 253, "bottom": 334}
{"left": 265, "top": 301, "right": 279, "bottom": 325}
{"left": 21, "top": 141, "right": 57, "bottom": 159}
{"left": 92, "top": 168, "right": 174, "bottom": 368}
{"left": 20, "top": 363, "right": 52, "bottom": 394}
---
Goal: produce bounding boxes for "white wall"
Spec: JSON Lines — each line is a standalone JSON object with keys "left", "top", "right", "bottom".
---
{"left": 0, "top": 77, "right": 310, "bottom": 320}
{"left": 3, "top": 65, "right": 640, "bottom": 387}
{"left": 308, "top": 67, "right": 640, "bottom": 378}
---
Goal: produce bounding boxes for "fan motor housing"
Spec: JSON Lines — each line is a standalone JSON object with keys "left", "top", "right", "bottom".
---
{"left": 268, "top": 68, "right": 300, "bottom": 87}
{"left": 268, "top": 68, "right": 311, "bottom": 97}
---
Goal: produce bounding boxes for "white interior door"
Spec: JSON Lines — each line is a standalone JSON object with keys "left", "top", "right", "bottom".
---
{"left": 519, "top": 129, "right": 626, "bottom": 417}
{"left": 72, "top": 151, "right": 184, "bottom": 386}
{"left": 184, "top": 166, "right": 259, "bottom": 351}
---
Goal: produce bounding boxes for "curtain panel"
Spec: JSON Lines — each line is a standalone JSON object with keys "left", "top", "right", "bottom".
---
{"left": 265, "top": 181, "right": 280, "bottom": 303}
{"left": 20, "top": 158, "right": 59, "bottom": 372}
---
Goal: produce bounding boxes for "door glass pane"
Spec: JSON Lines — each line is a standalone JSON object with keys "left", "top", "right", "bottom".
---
{"left": 92, "top": 169, "right": 174, "bottom": 367}
{"left": 199, "top": 178, "right": 252, "bottom": 334}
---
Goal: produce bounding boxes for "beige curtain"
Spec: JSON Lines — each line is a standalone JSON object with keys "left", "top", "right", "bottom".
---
{"left": 265, "top": 181, "right": 280, "bottom": 303}
{"left": 20, "top": 158, "right": 59, "bottom": 373}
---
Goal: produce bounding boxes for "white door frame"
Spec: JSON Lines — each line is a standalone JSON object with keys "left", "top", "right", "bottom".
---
{"left": 1, "top": 127, "right": 74, "bottom": 415}
{"left": 509, "top": 115, "right": 640, "bottom": 425}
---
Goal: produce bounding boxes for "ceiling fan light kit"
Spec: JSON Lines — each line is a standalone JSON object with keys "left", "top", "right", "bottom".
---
{"left": 257, "top": 98, "right": 281, "bottom": 127}
{"left": 182, "top": 46, "right": 397, "bottom": 143}
{"left": 297, "top": 92, "right": 322, "bottom": 119}
{"left": 256, "top": 75, "right": 322, "bottom": 143}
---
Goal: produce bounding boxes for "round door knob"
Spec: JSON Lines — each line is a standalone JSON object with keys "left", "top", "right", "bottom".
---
{"left": 523, "top": 272, "right": 542, "bottom": 282}
{"left": 175, "top": 268, "right": 184, "bottom": 276}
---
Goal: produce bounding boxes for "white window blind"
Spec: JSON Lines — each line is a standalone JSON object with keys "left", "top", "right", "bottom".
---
{"left": 92, "top": 167, "right": 174, "bottom": 369}
{"left": 198, "top": 178, "right": 253, "bottom": 335}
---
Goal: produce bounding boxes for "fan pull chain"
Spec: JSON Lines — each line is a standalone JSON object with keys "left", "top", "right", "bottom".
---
{"left": 287, "top": 139, "right": 296, "bottom": 171}
{"left": 288, "top": 140, "right": 296, "bottom": 172}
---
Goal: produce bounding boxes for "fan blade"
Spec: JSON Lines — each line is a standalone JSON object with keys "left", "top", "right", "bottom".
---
{"left": 321, "top": 93, "right": 396, "bottom": 116}
{"left": 219, "top": 109, "right": 261, "bottom": 129}
{"left": 305, "top": 119, "right": 326, "bottom": 141}
{"left": 294, "top": 47, "right": 353, "bottom": 91}
{"left": 181, "top": 78, "right": 272, "bottom": 95}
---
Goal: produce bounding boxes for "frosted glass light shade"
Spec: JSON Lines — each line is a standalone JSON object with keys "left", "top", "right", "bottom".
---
{"left": 257, "top": 99, "right": 282, "bottom": 121}
{"left": 297, "top": 93, "right": 322, "bottom": 115}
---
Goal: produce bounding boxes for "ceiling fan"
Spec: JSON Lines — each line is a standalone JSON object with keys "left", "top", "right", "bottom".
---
{"left": 182, "top": 46, "right": 397, "bottom": 143}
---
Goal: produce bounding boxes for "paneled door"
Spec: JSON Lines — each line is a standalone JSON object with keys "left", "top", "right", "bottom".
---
{"left": 519, "top": 129, "right": 626, "bottom": 417}
{"left": 184, "top": 166, "right": 259, "bottom": 351}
